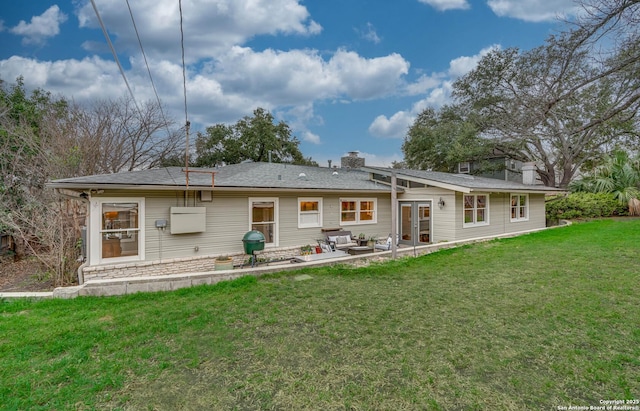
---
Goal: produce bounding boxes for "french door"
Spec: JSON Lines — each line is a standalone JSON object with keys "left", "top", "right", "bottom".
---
{"left": 399, "top": 201, "right": 431, "bottom": 246}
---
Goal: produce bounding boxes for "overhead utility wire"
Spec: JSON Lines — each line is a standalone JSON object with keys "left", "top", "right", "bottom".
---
{"left": 179, "top": 0, "right": 191, "bottom": 186}
{"left": 125, "top": 0, "right": 172, "bottom": 139}
{"left": 90, "top": 0, "right": 141, "bottom": 115}
{"left": 179, "top": 0, "right": 189, "bottom": 126}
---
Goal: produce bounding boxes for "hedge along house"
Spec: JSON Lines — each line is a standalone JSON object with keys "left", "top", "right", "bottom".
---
{"left": 47, "top": 161, "right": 561, "bottom": 283}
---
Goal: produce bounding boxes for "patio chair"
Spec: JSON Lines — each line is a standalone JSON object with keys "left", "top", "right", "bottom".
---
{"left": 374, "top": 234, "right": 397, "bottom": 251}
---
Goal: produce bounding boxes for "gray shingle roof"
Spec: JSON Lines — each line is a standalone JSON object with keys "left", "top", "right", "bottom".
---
{"left": 48, "top": 162, "right": 563, "bottom": 194}
{"left": 48, "top": 163, "right": 392, "bottom": 192}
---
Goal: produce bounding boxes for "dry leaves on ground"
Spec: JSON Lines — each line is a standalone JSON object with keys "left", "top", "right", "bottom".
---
{"left": 0, "top": 257, "right": 55, "bottom": 292}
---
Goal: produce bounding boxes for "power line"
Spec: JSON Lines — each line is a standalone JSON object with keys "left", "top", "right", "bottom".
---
{"left": 90, "top": 0, "right": 141, "bottom": 115}
{"left": 125, "top": 0, "right": 172, "bottom": 139}
{"left": 179, "top": 0, "right": 190, "bottom": 175}
{"left": 179, "top": 0, "right": 189, "bottom": 127}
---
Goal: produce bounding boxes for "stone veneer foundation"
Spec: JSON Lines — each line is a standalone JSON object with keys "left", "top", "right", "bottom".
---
{"left": 82, "top": 245, "right": 304, "bottom": 281}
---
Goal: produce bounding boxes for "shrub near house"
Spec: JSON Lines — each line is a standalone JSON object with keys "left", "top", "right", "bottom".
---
{"left": 546, "top": 192, "right": 629, "bottom": 223}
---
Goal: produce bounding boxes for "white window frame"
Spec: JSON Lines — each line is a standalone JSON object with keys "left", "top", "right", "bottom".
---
{"left": 462, "top": 193, "right": 490, "bottom": 228}
{"left": 339, "top": 198, "right": 377, "bottom": 225}
{"left": 298, "top": 197, "right": 323, "bottom": 228}
{"left": 458, "top": 162, "right": 470, "bottom": 174}
{"left": 90, "top": 197, "right": 145, "bottom": 264}
{"left": 510, "top": 193, "right": 529, "bottom": 222}
{"left": 249, "top": 197, "right": 279, "bottom": 246}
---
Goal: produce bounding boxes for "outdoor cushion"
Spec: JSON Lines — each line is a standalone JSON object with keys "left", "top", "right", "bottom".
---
{"left": 337, "top": 235, "right": 350, "bottom": 244}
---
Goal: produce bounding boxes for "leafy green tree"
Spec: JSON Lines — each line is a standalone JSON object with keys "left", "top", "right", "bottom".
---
{"left": 447, "top": 0, "right": 640, "bottom": 188}
{"left": 195, "top": 108, "right": 317, "bottom": 166}
{"left": 570, "top": 150, "right": 640, "bottom": 215}
{"left": 402, "top": 105, "right": 498, "bottom": 172}
{"left": 452, "top": 44, "right": 637, "bottom": 188}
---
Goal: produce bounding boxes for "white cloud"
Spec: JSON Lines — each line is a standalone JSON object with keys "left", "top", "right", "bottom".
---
{"left": 369, "top": 111, "right": 415, "bottom": 139}
{"left": 368, "top": 84, "right": 453, "bottom": 139}
{"left": 302, "top": 131, "right": 321, "bottom": 144}
{"left": 213, "top": 47, "right": 409, "bottom": 103}
{"left": 0, "top": 39, "right": 411, "bottom": 136}
{"left": 370, "top": 43, "right": 494, "bottom": 139}
{"left": 448, "top": 44, "right": 500, "bottom": 77}
{"left": 418, "top": 0, "right": 470, "bottom": 12}
{"left": 76, "top": 0, "right": 322, "bottom": 62}
{"left": 487, "top": 0, "right": 579, "bottom": 22}
{"left": 359, "top": 151, "right": 404, "bottom": 167}
{"left": 10, "top": 5, "right": 67, "bottom": 45}
{"left": 358, "top": 23, "right": 381, "bottom": 44}
{"left": 328, "top": 50, "right": 409, "bottom": 100}
{"left": 405, "top": 73, "right": 444, "bottom": 95}
{"left": 0, "top": 55, "right": 124, "bottom": 100}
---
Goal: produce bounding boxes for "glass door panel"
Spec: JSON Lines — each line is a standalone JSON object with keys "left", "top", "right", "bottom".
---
{"left": 399, "top": 201, "right": 432, "bottom": 246}
{"left": 400, "top": 203, "right": 412, "bottom": 243}
{"left": 418, "top": 203, "right": 430, "bottom": 244}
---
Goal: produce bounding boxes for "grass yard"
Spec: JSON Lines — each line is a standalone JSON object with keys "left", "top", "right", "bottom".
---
{"left": 1, "top": 219, "right": 639, "bottom": 410}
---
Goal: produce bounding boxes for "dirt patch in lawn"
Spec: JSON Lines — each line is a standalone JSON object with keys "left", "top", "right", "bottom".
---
{"left": 0, "top": 257, "right": 56, "bottom": 292}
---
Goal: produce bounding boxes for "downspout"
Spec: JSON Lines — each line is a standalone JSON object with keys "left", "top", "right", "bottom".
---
{"left": 54, "top": 188, "right": 90, "bottom": 285}
{"left": 391, "top": 171, "right": 398, "bottom": 259}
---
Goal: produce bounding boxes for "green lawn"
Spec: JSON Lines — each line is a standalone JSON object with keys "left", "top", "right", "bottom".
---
{"left": 1, "top": 219, "right": 639, "bottom": 410}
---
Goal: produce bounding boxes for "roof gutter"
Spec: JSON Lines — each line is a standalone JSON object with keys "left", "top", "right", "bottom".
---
{"left": 47, "top": 184, "right": 397, "bottom": 194}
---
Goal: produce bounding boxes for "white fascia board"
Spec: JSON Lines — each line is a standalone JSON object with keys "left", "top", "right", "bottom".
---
{"left": 46, "top": 183, "right": 215, "bottom": 191}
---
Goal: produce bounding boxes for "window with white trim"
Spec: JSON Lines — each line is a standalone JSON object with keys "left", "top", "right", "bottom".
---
{"left": 91, "top": 198, "right": 145, "bottom": 263}
{"left": 510, "top": 194, "right": 529, "bottom": 222}
{"left": 463, "top": 194, "right": 489, "bottom": 227}
{"left": 250, "top": 198, "right": 278, "bottom": 245}
{"left": 298, "top": 198, "right": 323, "bottom": 228}
{"left": 340, "top": 198, "right": 377, "bottom": 225}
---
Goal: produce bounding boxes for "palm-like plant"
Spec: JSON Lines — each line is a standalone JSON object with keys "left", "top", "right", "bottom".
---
{"left": 570, "top": 151, "right": 640, "bottom": 215}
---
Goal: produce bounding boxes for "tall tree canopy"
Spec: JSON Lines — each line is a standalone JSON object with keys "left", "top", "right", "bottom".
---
{"left": 195, "top": 108, "right": 317, "bottom": 167}
{"left": 403, "top": 0, "right": 640, "bottom": 188}
{"left": 402, "top": 105, "right": 495, "bottom": 172}
{"left": 0, "top": 76, "right": 181, "bottom": 282}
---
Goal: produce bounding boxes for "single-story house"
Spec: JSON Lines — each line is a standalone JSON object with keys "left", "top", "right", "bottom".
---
{"left": 47, "top": 161, "right": 562, "bottom": 282}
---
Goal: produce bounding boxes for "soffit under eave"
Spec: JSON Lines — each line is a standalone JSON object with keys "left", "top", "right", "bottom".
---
{"left": 401, "top": 179, "right": 472, "bottom": 193}
{"left": 363, "top": 170, "right": 472, "bottom": 193}
{"left": 468, "top": 188, "right": 566, "bottom": 194}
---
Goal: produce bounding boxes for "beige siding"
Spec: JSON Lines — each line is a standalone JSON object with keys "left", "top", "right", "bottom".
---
{"left": 90, "top": 187, "right": 546, "bottom": 266}
{"left": 92, "top": 190, "right": 392, "bottom": 263}
{"left": 397, "top": 187, "right": 457, "bottom": 242}
{"left": 397, "top": 188, "right": 547, "bottom": 242}
{"left": 452, "top": 192, "right": 546, "bottom": 241}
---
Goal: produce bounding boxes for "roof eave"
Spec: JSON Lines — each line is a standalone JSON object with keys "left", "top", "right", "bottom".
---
{"left": 46, "top": 182, "right": 208, "bottom": 191}
{"left": 46, "top": 182, "right": 395, "bottom": 194}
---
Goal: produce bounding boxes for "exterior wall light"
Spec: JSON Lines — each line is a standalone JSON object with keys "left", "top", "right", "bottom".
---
{"left": 438, "top": 197, "right": 445, "bottom": 209}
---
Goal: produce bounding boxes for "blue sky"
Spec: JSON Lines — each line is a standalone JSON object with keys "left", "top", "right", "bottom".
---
{"left": 0, "top": 0, "right": 580, "bottom": 168}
